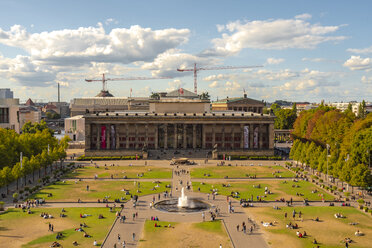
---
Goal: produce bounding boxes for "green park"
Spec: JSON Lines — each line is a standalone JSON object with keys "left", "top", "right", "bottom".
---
{"left": 0, "top": 105, "right": 371, "bottom": 248}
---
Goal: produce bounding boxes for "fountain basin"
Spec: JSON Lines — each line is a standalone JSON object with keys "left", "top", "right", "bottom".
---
{"left": 154, "top": 198, "right": 211, "bottom": 213}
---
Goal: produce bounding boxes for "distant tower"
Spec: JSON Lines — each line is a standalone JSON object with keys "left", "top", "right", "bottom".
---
{"left": 58, "top": 83, "right": 60, "bottom": 103}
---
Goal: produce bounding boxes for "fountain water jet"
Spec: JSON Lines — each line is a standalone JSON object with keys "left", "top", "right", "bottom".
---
{"left": 154, "top": 187, "right": 210, "bottom": 213}
{"left": 178, "top": 187, "right": 188, "bottom": 207}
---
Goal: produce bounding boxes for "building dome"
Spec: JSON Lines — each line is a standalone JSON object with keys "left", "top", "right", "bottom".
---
{"left": 96, "top": 90, "right": 114, "bottom": 97}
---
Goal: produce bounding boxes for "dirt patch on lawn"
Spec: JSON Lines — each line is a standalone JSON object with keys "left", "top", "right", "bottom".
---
{"left": 0, "top": 214, "right": 74, "bottom": 248}
{"left": 138, "top": 222, "right": 232, "bottom": 248}
{"left": 246, "top": 207, "right": 372, "bottom": 248}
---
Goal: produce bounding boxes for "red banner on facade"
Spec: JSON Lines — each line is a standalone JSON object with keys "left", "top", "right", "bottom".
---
{"left": 101, "top": 125, "right": 106, "bottom": 149}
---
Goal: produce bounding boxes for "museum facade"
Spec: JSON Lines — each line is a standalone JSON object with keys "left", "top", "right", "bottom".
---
{"left": 84, "top": 89, "right": 275, "bottom": 158}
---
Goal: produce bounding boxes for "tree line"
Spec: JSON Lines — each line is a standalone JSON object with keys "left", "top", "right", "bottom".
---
{"left": 290, "top": 104, "right": 372, "bottom": 188}
{"left": 0, "top": 120, "right": 70, "bottom": 192}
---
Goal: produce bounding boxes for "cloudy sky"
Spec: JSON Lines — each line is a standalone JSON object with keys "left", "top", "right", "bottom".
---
{"left": 0, "top": 0, "right": 371, "bottom": 103}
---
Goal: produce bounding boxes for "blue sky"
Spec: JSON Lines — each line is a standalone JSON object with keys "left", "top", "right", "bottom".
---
{"left": 0, "top": 0, "right": 371, "bottom": 103}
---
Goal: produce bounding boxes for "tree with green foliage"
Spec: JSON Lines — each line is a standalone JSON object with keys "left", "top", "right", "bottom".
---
{"left": 46, "top": 112, "right": 61, "bottom": 119}
{"left": 270, "top": 103, "right": 281, "bottom": 114}
{"left": 199, "top": 92, "right": 210, "bottom": 100}
{"left": 0, "top": 166, "right": 13, "bottom": 193}
{"left": 11, "top": 163, "right": 22, "bottom": 190}
{"left": 357, "top": 100, "right": 366, "bottom": 119}
{"left": 274, "top": 108, "right": 297, "bottom": 129}
{"left": 21, "top": 120, "right": 53, "bottom": 135}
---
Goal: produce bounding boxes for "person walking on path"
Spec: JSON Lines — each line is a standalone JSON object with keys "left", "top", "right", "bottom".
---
{"left": 117, "top": 234, "right": 121, "bottom": 243}
{"left": 132, "top": 232, "right": 135, "bottom": 242}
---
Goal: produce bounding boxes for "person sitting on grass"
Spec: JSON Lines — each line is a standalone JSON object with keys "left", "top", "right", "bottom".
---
{"left": 80, "top": 223, "right": 88, "bottom": 227}
{"left": 51, "top": 241, "right": 61, "bottom": 247}
{"left": 313, "top": 238, "right": 318, "bottom": 244}
{"left": 56, "top": 232, "right": 63, "bottom": 240}
{"left": 72, "top": 241, "right": 78, "bottom": 246}
{"left": 83, "top": 232, "right": 91, "bottom": 238}
{"left": 93, "top": 240, "right": 98, "bottom": 246}
{"left": 98, "top": 214, "right": 104, "bottom": 219}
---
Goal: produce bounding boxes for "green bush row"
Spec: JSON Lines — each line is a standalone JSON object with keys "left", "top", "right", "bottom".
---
{"left": 217, "top": 155, "right": 282, "bottom": 160}
{"left": 77, "top": 155, "right": 142, "bottom": 161}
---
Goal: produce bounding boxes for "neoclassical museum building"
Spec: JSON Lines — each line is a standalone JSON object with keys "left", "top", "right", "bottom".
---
{"left": 84, "top": 89, "right": 275, "bottom": 158}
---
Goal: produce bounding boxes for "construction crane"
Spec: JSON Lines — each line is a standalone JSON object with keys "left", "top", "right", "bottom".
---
{"left": 85, "top": 73, "right": 169, "bottom": 97}
{"left": 177, "top": 63, "right": 263, "bottom": 94}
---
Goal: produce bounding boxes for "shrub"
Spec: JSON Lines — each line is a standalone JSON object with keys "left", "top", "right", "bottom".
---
{"left": 319, "top": 179, "right": 323, "bottom": 183}
{"left": 332, "top": 186, "right": 337, "bottom": 191}
{"left": 357, "top": 199, "right": 365, "bottom": 205}
{"left": 13, "top": 193, "right": 19, "bottom": 200}
{"left": 344, "top": 192, "right": 350, "bottom": 197}
{"left": 0, "top": 201, "right": 4, "bottom": 211}
{"left": 364, "top": 207, "right": 369, "bottom": 212}
{"left": 19, "top": 190, "right": 24, "bottom": 194}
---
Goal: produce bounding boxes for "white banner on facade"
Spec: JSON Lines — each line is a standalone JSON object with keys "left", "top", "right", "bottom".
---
{"left": 111, "top": 125, "right": 116, "bottom": 149}
{"left": 243, "top": 125, "right": 249, "bottom": 148}
{"left": 253, "top": 126, "right": 259, "bottom": 148}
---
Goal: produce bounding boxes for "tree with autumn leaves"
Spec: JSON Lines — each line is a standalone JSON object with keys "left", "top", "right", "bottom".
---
{"left": 290, "top": 106, "right": 372, "bottom": 188}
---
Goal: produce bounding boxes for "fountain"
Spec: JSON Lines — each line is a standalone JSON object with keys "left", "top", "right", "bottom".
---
{"left": 178, "top": 187, "right": 188, "bottom": 207}
{"left": 154, "top": 187, "right": 210, "bottom": 213}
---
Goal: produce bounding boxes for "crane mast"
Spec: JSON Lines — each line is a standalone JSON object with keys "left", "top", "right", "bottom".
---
{"left": 85, "top": 73, "right": 169, "bottom": 97}
{"left": 177, "top": 63, "right": 263, "bottom": 94}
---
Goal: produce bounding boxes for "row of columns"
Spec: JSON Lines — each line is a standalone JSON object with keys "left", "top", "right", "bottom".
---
{"left": 89, "top": 123, "right": 274, "bottom": 150}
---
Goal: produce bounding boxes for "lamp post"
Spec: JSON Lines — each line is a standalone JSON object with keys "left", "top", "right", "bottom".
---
{"left": 20, "top": 152, "right": 23, "bottom": 187}
{"left": 326, "top": 144, "right": 330, "bottom": 183}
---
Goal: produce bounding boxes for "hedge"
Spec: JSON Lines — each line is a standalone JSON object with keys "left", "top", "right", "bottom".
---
{"left": 77, "top": 155, "right": 142, "bottom": 161}
{"left": 217, "top": 155, "right": 282, "bottom": 160}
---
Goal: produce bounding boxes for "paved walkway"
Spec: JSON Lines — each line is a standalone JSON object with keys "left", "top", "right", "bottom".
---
{"left": 101, "top": 166, "right": 270, "bottom": 248}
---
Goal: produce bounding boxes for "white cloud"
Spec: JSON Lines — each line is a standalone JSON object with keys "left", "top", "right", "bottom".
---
{"left": 295, "top": 13, "right": 312, "bottom": 20}
{"left": 165, "top": 79, "right": 186, "bottom": 91}
{"left": 266, "top": 57, "right": 284, "bottom": 65}
{"left": 142, "top": 49, "right": 220, "bottom": 78}
{"left": 347, "top": 45, "right": 372, "bottom": 54}
{"left": 0, "top": 24, "right": 190, "bottom": 86}
{"left": 278, "top": 77, "right": 339, "bottom": 92}
{"left": 343, "top": 56, "right": 372, "bottom": 71}
{"left": 361, "top": 75, "right": 372, "bottom": 84}
{"left": 208, "top": 81, "right": 220, "bottom": 88}
{"left": 201, "top": 16, "right": 347, "bottom": 56}
{"left": 255, "top": 69, "right": 298, "bottom": 81}
{"left": 224, "top": 81, "right": 241, "bottom": 92}
{"left": 105, "top": 18, "right": 118, "bottom": 25}
{"left": 0, "top": 55, "right": 56, "bottom": 86}
{"left": 203, "top": 74, "right": 230, "bottom": 81}
{"left": 0, "top": 24, "right": 190, "bottom": 66}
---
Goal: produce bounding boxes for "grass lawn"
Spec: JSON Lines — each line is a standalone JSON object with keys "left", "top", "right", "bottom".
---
{"left": 247, "top": 206, "right": 372, "bottom": 248}
{"left": 0, "top": 207, "right": 116, "bottom": 248}
{"left": 64, "top": 165, "right": 172, "bottom": 179}
{"left": 139, "top": 220, "right": 232, "bottom": 248}
{"left": 190, "top": 165, "right": 294, "bottom": 179}
{"left": 192, "top": 180, "right": 335, "bottom": 201}
{"left": 29, "top": 180, "right": 171, "bottom": 202}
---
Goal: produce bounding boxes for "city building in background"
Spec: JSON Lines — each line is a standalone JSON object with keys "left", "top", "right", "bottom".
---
{"left": 84, "top": 89, "right": 275, "bottom": 159}
{"left": 211, "top": 94, "right": 265, "bottom": 113}
{"left": 0, "top": 89, "right": 20, "bottom": 132}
